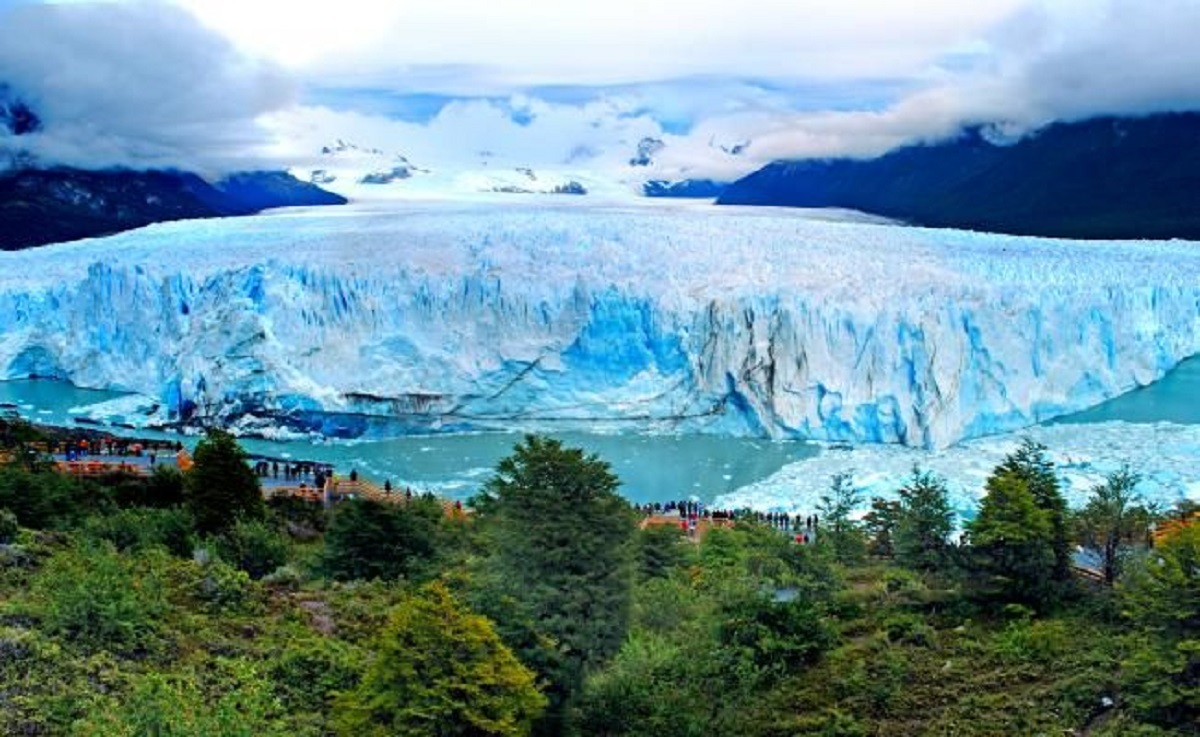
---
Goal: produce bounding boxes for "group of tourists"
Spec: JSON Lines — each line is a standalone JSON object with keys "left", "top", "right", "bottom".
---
{"left": 636, "top": 499, "right": 821, "bottom": 543}
{"left": 58, "top": 436, "right": 180, "bottom": 461}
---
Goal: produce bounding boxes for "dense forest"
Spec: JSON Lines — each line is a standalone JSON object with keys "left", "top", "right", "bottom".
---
{"left": 0, "top": 420, "right": 1195, "bottom": 735}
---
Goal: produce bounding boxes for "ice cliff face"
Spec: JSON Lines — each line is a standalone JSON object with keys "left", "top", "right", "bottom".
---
{"left": 1, "top": 201, "right": 1198, "bottom": 448}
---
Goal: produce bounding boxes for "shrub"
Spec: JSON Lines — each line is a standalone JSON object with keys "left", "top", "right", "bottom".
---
{"left": 0, "top": 466, "right": 96, "bottom": 529}
{"left": 333, "top": 581, "right": 545, "bottom": 736}
{"left": 211, "top": 518, "right": 289, "bottom": 579}
{"left": 84, "top": 507, "right": 195, "bottom": 557}
{"left": 74, "top": 658, "right": 286, "bottom": 737}
{"left": 193, "top": 558, "right": 255, "bottom": 613}
{"left": 109, "top": 465, "right": 187, "bottom": 509}
{"left": 28, "top": 541, "right": 168, "bottom": 652}
{"left": 0, "top": 508, "right": 18, "bottom": 544}
{"left": 271, "top": 638, "right": 362, "bottom": 712}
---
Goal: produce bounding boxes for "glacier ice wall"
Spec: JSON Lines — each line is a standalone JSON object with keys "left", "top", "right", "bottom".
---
{"left": 1, "top": 201, "right": 1199, "bottom": 448}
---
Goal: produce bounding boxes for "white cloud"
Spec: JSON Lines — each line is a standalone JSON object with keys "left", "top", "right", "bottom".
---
{"left": 4, "top": 0, "right": 1200, "bottom": 180}
{"left": 654, "top": 0, "right": 1200, "bottom": 177}
{"left": 177, "top": 0, "right": 1025, "bottom": 92}
{"left": 0, "top": 1, "right": 295, "bottom": 173}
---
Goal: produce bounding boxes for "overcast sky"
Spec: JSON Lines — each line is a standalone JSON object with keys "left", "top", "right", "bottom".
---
{"left": 2, "top": 0, "right": 1199, "bottom": 177}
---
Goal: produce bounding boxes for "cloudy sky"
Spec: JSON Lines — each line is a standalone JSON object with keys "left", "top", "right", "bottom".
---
{"left": 1, "top": 0, "right": 1198, "bottom": 178}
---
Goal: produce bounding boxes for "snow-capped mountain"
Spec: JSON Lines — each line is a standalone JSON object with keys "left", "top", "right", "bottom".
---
{"left": 298, "top": 139, "right": 630, "bottom": 200}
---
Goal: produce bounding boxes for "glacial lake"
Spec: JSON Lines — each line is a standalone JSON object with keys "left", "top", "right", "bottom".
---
{"left": 0, "top": 379, "right": 814, "bottom": 504}
{"left": 3, "top": 357, "right": 1199, "bottom": 506}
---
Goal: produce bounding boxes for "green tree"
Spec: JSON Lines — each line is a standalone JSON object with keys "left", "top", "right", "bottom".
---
{"left": 1076, "top": 466, "right": 1147, "bottom": 585}
{"left": 472, "top": 435, "right": 636, "bottom": 734}
{"left": 185, "top": 429, "right": 263, "bottom": 534}
{"left": 635, "top": 522, "right": 692, "bottom": 581}
{"left": 994, "top": 439, "right": 1071, "bottom": 581}
{"left": 968, "top": 470, "right": 1056, "bottom": 606}
{"left": 322, "top": 496, "right": 445, "bottom": 581}
{"left": 1119, "top": 522, "right": 1199, "bottom": 727}
{"left": 334, "top": 581, "right": 546, "bottom": 737}
{"left": 894, "top": 467, "right": 955, "bottom": 572}
{"left": 863, "top": 497, "right": 901, "bottom": 558}
{"left": 817, "top": 472, "right": 866, "bottom": 563}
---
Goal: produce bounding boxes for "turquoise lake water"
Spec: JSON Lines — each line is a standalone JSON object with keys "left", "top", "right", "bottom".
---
{"left": 1052, "top": 357, "right": 1200, "bottom": 425}
{"left": 0, "top": 379, "right": 812, "bottom": 504}
{"left": 3, "top": 357, "right": 1198, "bottom": 504}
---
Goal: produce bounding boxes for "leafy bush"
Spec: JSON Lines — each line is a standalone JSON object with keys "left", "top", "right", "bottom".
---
{"left": 0, "top": 466, "right": 98, "bottom": 529}
{"left": 193, "top": 558, "right": 255, "bottom": 613}
{"left": 74, "top": 658, "right": 287, "bottom": 737}
{"left": 271, "top": 638, "right": 362, "bottom": 712}
{"left": 211, "top": 518, "right": 289, "bottom": 579}
{"left": 260, "top": 564, "right": 304, "bottom": 591}
{"left": 109, "top": 465, "right": 187, "bottom": 509}
{"left": 635, "top": 522, "right": 693, "bottom": 581}
{"left": 84, "top": 506, "right": 195, "bottom": 557}
{"left": 882, "top": 613, "right": 935, "bottom": 647}
{"left": 28, "top": 541, "right": 168, "bottom": 652}
{"left": 333, "top": 581, "right": 545, "bottom": 736}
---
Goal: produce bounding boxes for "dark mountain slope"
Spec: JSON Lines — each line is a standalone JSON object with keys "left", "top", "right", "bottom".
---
{"left": 0, "top": 168, "right": 347, "bottom": 251}
{"left": 719, "top": 113, "right": 1200, "bottom": 240}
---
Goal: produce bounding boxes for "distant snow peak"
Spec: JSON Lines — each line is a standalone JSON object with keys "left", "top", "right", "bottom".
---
{"left": 321, "top": 139, "right": 383, "bottom": 156}
{"left": 359, "top": 166, "right": 414, "bottom": 185}
{"left": 629, "top": 137, "right": 665, "bottom": 167}
{"left": 308, "top": 139, "right": 430, "bottom": 189}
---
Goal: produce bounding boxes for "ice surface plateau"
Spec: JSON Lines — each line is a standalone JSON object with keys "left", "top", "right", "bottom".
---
{"left": 1, "top": 200, "right": 1199, "bottom": 449}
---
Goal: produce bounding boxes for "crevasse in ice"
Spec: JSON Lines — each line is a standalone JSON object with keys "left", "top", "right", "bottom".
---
{"left": 1, "top": 201, "right": 1197, "bottom": 448}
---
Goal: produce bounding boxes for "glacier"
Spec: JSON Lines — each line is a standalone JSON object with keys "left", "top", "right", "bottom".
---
{"left": 1, "top": 200, "right": 1199, "bottom": 449}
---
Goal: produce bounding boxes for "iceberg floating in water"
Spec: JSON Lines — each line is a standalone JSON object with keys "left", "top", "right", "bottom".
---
{"left": 714, "top": 420, "right": 1200, "bottom": 520}
{"left": 1, "top": 201, "right": 1199, "bottom": 448}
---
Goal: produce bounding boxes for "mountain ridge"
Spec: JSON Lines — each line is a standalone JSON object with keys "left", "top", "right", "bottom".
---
{"left": 0, "top": 167, "right": 347, "bottom": 251}
{"left": 718, "top": 112, "right": 1200, "bottom": 240}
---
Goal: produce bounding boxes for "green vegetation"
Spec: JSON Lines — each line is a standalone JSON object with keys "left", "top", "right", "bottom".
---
{"left": 894, "top": 467, "right": 954, "bottom": 572}
{"left": 471, "top": 435, "right": 636, "bottom": 733}
{"left": 186, "top": 428, "right": 264, "bottom": 534}
{"left": 322, "top": 496, "right": 446, "bottom": 582}
{"left": 0, "top": 424, "right": 1194, "bottom": 736}
{"left": 333, "top": 581, "right": 545, "bottom": 736}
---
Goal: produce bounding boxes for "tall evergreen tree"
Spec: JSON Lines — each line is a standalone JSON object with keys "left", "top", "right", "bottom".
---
{"left": 863, "top": 497, "right": 902, "bottom": 558}
{"left": 323, "top": 496, "right": 444, "bottom": 582}
{"left": 184, "top": 429, "right": 263, "bottom": 534}
{"left": 894, "top": 467, "right": 955, "bottom": 571}
{"left": 994, "top": 439, "right": 1071, "bottom": 581}
{"left": 817, "top": 472, "right": 865, "bottom": 563}
{"left": 472, "top": 435, "right": 636, "bottom": 735}
{"left": 969, "top": 470, "right": 1056, "bottom": 606}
